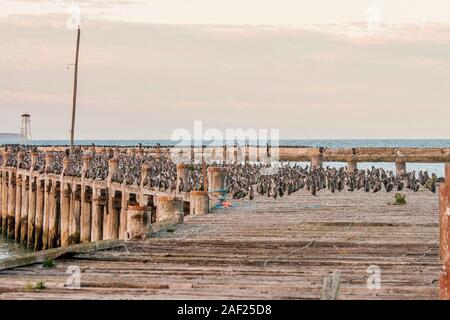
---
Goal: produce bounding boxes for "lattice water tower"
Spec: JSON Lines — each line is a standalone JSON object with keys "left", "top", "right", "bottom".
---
{"left": 20, "top": 114, "right": 32, "bottom": 146}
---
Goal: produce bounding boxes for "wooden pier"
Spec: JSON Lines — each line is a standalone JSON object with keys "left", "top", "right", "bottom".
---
{"left": 0, "top": 149, "right": 215, "bottom": 252}
{"left": 0, "top": 185, "right": 442, "bottom": 299}
{"left": 0, "top": 147, "right": 449, "bottom": 299}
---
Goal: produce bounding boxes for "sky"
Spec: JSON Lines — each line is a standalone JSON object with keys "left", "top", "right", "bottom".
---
{"left": 1, "top": 0, "right": 450, "bottom": 140}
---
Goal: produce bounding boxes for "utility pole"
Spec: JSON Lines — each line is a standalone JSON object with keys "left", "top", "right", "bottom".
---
{"left": 70, "top": 25, "right": 81, "bottom": 156}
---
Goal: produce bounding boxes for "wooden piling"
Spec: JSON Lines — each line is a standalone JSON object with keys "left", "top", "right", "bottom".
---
{"left": 7, "top": 173, "right": 16, "bottom": 239}
{"left": 105, "top": 158, "right": 119, "bottom": 240}
{"left": 14, "top": 176, "right": 22, "bottom": 241}
{"left": 60, "top": 183, "right": 71, "bottom": 247}
{"left": 1, "top": 170, "right": 7, "bottom": 235}
{"left": 80, "top": 155, "right": 92, "bottom": 243}
{"left": 34, "top": 180, "right": 45, "bottom": 251}
{"left": 119, "top": 190, "right": 128, "bottom": 240}
{"left": 69, "top": 187, "right": 81, "bottom": 244}
{"left": 27, "top": 179, "right": 36, "bottom": 248}
{"left": 20, "top": 176, "right": 29, "bottom": 244}
{"left": 42, "top": 179, "right": 51, "bottom": 250}
{"left": 80, "top": 189, "right": 92, "bottom": 243}
{"left": 47, "top": 181, "right": 58, "bottom": 248}
{"left": 109, "top": 195, "right": 120, "bottom": 240}
{"left": 91, "top": 190, "right": 104, "bottom": 241}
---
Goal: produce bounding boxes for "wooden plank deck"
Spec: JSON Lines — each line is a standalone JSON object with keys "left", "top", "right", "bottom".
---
{"left": 0, "top": 188, "right": 441, "bottom": 299}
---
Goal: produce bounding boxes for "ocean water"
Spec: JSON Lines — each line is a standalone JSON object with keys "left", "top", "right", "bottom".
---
{"left": 1, "top": 138, "right": 450, "bottom": 148}
{"left": 0, "top": 139, "right": 448, "bottom": 259}
{"left": 0, "top": 237, "right": 30, "bottom": 260}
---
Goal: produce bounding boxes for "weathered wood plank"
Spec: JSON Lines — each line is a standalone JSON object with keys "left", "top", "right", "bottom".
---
{"left": 0, "top": 188, "right": 441, "bottom": 299}
{"left": 0, "top": 239, "right": 125, "bottom": 271}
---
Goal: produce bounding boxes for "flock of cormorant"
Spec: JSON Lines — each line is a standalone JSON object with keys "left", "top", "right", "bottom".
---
{"left": 0, "top": 146, "right": 444, "bottom": 201}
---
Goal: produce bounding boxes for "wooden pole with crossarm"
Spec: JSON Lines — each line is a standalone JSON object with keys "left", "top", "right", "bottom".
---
{"left": 70, "top": 25, "right": 81, "bottom": 156}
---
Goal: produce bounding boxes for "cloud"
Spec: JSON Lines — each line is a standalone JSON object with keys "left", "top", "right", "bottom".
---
{"left": 1, "top": 14, "right": 450, "bottom": 139}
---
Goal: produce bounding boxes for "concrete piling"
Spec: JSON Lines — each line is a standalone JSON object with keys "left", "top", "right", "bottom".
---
{"left": 45, "top": 152, "right": 54, "bottom": 173}
{"left": 108, "top": 158, "right": 119, "bottom": 179}
{"left": 189, "top": 191, "right": 209, "bottom": 215}
{"left": 207, "top": 167, "right": 226, "bottom": 200}
{"left": 347, "top": 155, "right": 358, "bottom": 173}
{"left": 156, "top": 196, "right": 184, "bottom": 224}
{"left": 396, "top": 157, "right": 407, "bottom": 176}
{"left": 126, "top": 205, "right": 149, "bottom": 239}
{"left": 310, "top": 150, "right": 323, "bottom": 169}
{"left": 176, "top": 163, "right": 189, "bottom": 194}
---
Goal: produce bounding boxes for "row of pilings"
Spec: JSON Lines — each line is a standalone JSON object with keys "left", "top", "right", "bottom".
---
{"left": 0, "top": 150, "right": 225, "bottom": 251}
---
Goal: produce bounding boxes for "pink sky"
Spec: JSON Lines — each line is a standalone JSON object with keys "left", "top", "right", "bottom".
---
{"left": 1, "top": 1, "right": 450, "bottom": 140}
